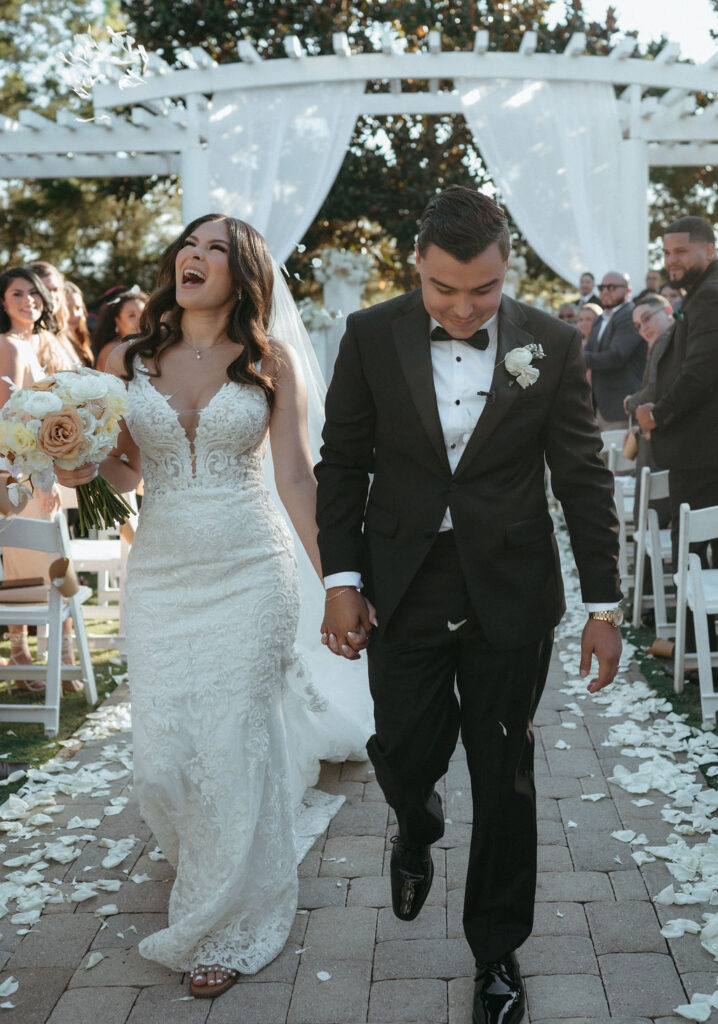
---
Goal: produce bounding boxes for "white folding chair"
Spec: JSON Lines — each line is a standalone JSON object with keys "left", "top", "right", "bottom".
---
{"left": 59, "top": 486, "right": 138, "bottom": 653}
{"left": 673, "top": 502, "right": 718, "bottom": 727}
{"left": 0, "top": 513, "right": 97, "bottom": 736}
{"left": 632, "top": 467, "right": 673, "bottom": 633}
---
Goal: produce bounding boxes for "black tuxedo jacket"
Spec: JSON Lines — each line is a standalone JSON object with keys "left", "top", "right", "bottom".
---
{"left": 651, "top": 260, "right": 718, "bottom": 471}
{"left": 315, "top": 290, "right": 621, "bottom": 650}
{"left": 583, "top": 303, "right": 646, "bottom": 422}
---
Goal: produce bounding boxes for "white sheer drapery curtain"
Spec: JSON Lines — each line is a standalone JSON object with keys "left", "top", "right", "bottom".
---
{"left": 458, "top": 79, "right": 623, "bottom": 287}
{"left": 207, "top": 82, "right": 366, "bottom": 263}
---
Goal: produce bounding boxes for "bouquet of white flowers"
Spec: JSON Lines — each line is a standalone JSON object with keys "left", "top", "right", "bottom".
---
{"left": 0, "top": 367, "right": 133, "bottom": 531}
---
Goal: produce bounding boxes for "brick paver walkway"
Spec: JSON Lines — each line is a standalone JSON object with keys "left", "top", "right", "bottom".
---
{"left": 0, "top": 631, "right": 716, "bottom": 1022}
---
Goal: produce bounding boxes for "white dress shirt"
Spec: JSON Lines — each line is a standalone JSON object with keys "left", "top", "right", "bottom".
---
{"left": 324, "top": 314, "right": 617, "bottom": 612}
{"left": 597, "top": 300, "right": 628, "bottom": 342}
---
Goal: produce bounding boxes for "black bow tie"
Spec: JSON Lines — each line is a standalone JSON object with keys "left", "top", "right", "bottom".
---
{"left": 430, "top": 325, "right": 490, "bottom": 350}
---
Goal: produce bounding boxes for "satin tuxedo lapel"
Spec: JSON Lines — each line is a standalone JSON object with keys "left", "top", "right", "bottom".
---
{"left": 391, "top": 291, "right": 450, "bottom": 471}
{"left": 454, "top": 297, "right": 531, "bottom": 477}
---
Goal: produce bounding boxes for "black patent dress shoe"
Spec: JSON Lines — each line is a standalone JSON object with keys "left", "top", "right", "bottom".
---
{"left": 473, "top": 952, "right": 525, "bottom": 1024}
{"left": 389, "top": 836, "right": 433, "bottom": 921}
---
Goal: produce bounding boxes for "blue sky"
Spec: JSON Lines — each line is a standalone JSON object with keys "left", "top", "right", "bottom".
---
{"left": 548, "top": 0, "right": 718, "bottom": 61}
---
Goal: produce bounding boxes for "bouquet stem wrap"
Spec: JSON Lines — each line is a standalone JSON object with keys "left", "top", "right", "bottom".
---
{"left": 77, "top": 476, "right": 134, "bottom": 533}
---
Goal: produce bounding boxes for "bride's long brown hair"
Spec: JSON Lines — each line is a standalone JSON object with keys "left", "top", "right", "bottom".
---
{"left": 123, "top": 214, "right": 277, "bottom": 405}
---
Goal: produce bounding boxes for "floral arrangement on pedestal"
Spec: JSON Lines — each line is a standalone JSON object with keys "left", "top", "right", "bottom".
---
{"left": 312, "top": 249, "right": 375, "bottom": 286}
{"left": 297, "top": 299, "right": 342, "bottom": 330}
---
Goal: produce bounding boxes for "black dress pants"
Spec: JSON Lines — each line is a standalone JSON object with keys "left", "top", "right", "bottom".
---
{"left": 366, "top": 532, "right": 553, "bottom": 962}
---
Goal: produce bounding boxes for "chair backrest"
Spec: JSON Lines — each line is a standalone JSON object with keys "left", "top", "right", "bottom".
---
{"left": 676, "top": 502, "right": 718, "bottom": 578}
{"left": 600, "top": 429, "right": 626, "bottom": 452}
{"left": 647, "top": 470, "right": 670, "bottom": 501}
{"left": 0, "top": 514, "right": 65, "bottom": 555}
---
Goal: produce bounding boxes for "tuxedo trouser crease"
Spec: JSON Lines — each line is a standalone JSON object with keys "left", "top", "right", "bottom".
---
{"left": 366, "top": 531, "right": 553, "bottom": 962}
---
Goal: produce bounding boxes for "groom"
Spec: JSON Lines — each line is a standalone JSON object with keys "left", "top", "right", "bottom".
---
{"left": 315, "top": 187, "right": 622, "bottom": 1024}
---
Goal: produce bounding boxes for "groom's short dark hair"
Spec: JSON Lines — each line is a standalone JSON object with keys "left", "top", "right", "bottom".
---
{"left": 417, "top": 186, "right": 511, "bottom": 262}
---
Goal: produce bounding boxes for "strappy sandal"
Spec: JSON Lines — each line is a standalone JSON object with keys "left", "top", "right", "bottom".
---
{"left": 61, "top": 634, "right": 83, "bottom": 694}
{"left": 189, "top": 963, "right": 239, "bottom": 999}
{"left": 6, "top": 638, "right": 45, "bottom": 694}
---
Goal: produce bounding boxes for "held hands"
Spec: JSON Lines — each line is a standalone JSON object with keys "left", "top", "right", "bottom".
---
{"left": 321, "top": 587, "right": 378, "bottom": 661}
{"left": 579, "top": 618, "right": 622, "bottom": 694}
{"left": 55, "top": 463, "right": 99, "bottom": 488}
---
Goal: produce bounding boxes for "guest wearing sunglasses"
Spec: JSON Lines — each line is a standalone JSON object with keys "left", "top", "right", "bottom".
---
{"left": 583, "top": 271, "right": 647, "bottom": 429}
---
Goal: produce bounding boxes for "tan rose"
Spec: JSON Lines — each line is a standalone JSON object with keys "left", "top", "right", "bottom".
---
{"left": 36, "top": 406, "right": 85, "bottom": 461}
{"left": 31, "top": 378, "right": 57, "bottom": 392}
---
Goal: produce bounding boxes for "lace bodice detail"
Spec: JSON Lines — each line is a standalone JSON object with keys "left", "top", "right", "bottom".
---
{"left": 126, "top": 362, "right": 269, "bottom": 496}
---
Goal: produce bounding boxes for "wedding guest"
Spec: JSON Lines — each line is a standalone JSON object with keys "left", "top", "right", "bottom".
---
{"left": 557, "top": 302, "right": 578, "bottom": 325}
{"left": 645, "top": 269, "right": 663, "bottom": 293}
{"left": 25, "top": 261, "right": 80, "bottom": 372}
{"left": 636, "top": 216, "right": 718, "bottom": 568}
{"left": 57, "top": 214, "right": 372, "bottom": 999}
{"left": 64, "top": 281, "right": 94, "bottom": 366}
{"left": 316, "top": 186, "right": 621, "bottom": 1024}
{"left": 577, "top": 302, "right": 601, "bottom": 344}
{"left": 583, "top": 271, "right": 646, "bottom": 429}
{"left": 574, "top": 271, "right": 602, "bottom": 307}
{"left": 0, "top": 268, "right": 77, "bottom": 690}
{"left": 624, "top": 294, "right": 673, "bottom": 528}
{"left": 91, "top": 290, "right": 148, "bottom": 371}
{"left": 661, "top": 281, "right": 683, "bottom": 310}
{"left": 87, "top": 284, "right": 129, "bottom": 334}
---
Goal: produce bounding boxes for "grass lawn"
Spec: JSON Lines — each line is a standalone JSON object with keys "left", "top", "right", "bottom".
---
{"left": 0, "top": 616, "right": 125, "bottom": 775}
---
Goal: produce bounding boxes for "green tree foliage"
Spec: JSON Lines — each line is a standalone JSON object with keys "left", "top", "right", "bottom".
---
{"left": 0, "top": 1, "right": 181, "bottom": 303}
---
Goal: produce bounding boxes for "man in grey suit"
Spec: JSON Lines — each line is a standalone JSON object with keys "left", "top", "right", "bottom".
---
{"left": 584, "top": 271, "right": 647, "bottom": 429}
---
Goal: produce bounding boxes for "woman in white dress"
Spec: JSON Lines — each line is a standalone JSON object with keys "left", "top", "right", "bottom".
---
{"left": 0, "top": 267, "right": 77, "bottom": 689}
{"left": 57, "top": 215, "right": 373, "bottom": 999}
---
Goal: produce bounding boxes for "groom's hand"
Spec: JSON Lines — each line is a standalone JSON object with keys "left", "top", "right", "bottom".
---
{"left": 321, "top": 588, "right": 377, "bottom": 661}
{"left": 579, "top": 618, "right": 622, "bottom": 693}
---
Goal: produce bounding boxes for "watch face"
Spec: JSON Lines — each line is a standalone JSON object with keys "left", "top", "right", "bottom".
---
{"left": 612, "top": 607, "right": 624, "bottom": 626}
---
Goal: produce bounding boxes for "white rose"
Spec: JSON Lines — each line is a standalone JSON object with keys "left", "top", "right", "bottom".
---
{"left": 12, "top": 390, "right": 64, "bottom": 417}
{"left": 68, "top": 376, "right": 110, "bottom": 402}
{"left": 515, "top": 366, "right": 540, "bottom": 389}
{"left": 504, "top": 347, "right": 534, "bottom": 375}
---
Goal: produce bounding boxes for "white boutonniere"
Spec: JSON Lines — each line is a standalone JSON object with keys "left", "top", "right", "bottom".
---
{"left": 502, "top": 344, "right": 546, "bottom": 389}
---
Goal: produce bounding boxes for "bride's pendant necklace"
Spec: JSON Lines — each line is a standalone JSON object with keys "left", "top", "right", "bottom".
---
{"left": 182, "top": 337, "right": 225, "bottom": 360}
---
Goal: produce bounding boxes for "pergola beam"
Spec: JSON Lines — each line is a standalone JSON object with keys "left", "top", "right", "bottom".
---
{"left": 0, "top": 154, "right": 179, "bottom": 177}
{"left": 94, "top": 50, "right": 718, "bottom": 109}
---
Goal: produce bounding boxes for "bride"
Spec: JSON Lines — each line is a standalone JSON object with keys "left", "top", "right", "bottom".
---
{"left": 57, "top": 214, "right": 374, "bottom": 998}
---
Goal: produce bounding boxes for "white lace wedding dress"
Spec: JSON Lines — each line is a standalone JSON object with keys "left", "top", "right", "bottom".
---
{"left": 124, "top": 360, "right": 372, "bottom": 974}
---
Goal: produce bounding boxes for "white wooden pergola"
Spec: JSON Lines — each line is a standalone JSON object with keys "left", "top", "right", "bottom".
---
{"left": 2, "top": 27, "right": 717, "bottom": 285}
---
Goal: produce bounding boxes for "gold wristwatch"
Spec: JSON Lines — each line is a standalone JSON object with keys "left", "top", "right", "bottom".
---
{"left": 588, "top": 608, "right": 624, "bottom": 627}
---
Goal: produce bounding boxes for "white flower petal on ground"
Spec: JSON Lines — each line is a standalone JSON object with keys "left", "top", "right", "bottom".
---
{"left": 85, "top": 952, "right": 103, "bottom": 969}
{"left": 581, "top": 793, "right": 606, "bottom": 802}
{"left": 700, "top": 913, "right": 718, "bottom": 959}
{"left": 0, "top": 978, "right": 18, "bottom": 998}
{"left": 661, "top": 919, "right": 702, "bottom": 938}
{"left": 554, "top": 740, "right": 571, "bottom": 750}
{"left": 130, "top": 873, "right": 150, "bottom": 885}
{"left": 94, "top": 904, "right": 118, "bottom": 917}
{"left": 611, "top": 830, "right": 636, "bottom": 843}
{"left": 316, "top": 971, "right": 331, "bottom": 982}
